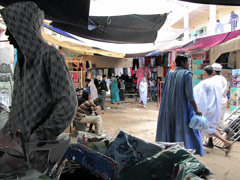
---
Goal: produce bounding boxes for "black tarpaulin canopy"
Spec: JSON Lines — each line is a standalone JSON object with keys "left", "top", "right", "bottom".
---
{"left": 179, "top": 0, "right": 240, "bottom": 6}
{"left": 51, "top": 14, "right": 168, "bottom": 44}
{"left": 0, "top": 0, "right": 90, "bottom": 27}
{"left": 0, "top": 1, "right": 168, "bottom": 44}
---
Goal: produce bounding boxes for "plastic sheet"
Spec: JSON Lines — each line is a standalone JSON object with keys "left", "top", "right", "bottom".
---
{"left": 104, "top": 131, "right": 164, "bottom": 170}
{"left": 118, "top": 145, "right": 211, "bottom": 180}
{"left": 56, "top": 143, "right": 119, "bottom": 180}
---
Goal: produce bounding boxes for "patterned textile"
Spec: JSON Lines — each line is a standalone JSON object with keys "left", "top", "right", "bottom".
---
{"left": 0, "top": 169, "right": 52, "bottom": 180}
{"left": 0, "top": 133, "right": 70, "bottom": 174}
{"left": 26, "top": 134, "right": 71, "bottom": 173}
{"left": 118, "top": 145, "right": 211, "bottom": 180}
{"left": 104, "top": 131, "right": 163, "bottom": 170}
{"left": 0, "top": 103, "right": 9, "bottom": 131}
{"left": 56, "top": 143, "right": 119, "bottom": 180}
{"left": 0, "top": 63, "right": 12, "bottom": 74}
{"left": 75, "top": 100, "right": 97, "bottom": 119}
{"left": 0, "top": 2, "right": 77, "bottom": 141}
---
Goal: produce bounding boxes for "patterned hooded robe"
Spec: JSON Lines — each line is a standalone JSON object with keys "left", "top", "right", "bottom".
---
{"left": 0, "top": 2, "right": 77, "bottom": 141}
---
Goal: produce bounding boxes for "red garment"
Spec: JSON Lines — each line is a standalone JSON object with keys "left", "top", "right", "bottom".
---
{"left": 158, "top": 55, "right": 162, "bottom": 65}
{"left": 145, "top": 57, "right": 150, "bottom": 65}
{"left": 136, "top": 68, "right": 144, "bottom": 89}
{"left": 143, "top": 67, "right": 150, "bottom": 79}
{"left": 163, "top": 67, "right": 168, "bottom": 77}
{"left": 130, "top": 67, "right": 135, "bottom": 75}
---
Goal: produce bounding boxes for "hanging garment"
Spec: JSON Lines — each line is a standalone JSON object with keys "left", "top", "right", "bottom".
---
{"left": 108, "top": 68, "right": 114, "bottom": 77}
{"left": 132, "top": 59, "right": 139, "bottom": 71}
{"left": 104, "top": 69, "right": 108, "bottom": 76}
{"left": 86, "top": 61, "right": 90, "bottom": 68}
{"left": 144, "top": 57, "right": 150, "bottom": 66}
{"left": 99, "top": 69, "right": 103, "bottom": 76}
{"left": 127, "top": 68, "right": 132, "bottom": 77}
{"left": 123, "top": 68, "right": 128, "bottom": 75}
{"left": 0, "top": 63, "right": 12, "bottom": 74}
{"left": 143, "top": 66, "right": 150, "bottom": 79}
{"left": 150, "top": 58, "right": 155, "bottom": 67}
{"left": 139, "top": 57, "right": 144, "bottom": 68}
{"left": 136, "top": 68, "right": 144, "bottom": 89}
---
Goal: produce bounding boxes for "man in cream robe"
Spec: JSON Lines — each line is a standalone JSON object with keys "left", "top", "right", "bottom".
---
{"left": 194, "top": 66, "right": 231, "bottom": 151}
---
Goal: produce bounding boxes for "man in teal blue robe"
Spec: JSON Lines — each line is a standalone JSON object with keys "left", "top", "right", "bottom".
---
{"left": 156, "top": 56, "right": 204, "bottom": 156}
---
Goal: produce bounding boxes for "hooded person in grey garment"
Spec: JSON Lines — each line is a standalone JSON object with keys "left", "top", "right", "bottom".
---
{"left": 0, "top": 2, "right": 77, "bottom": 141}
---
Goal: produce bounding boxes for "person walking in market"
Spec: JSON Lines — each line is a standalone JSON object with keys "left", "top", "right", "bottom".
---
{"left": 155, "top": 55, "right": 204, "bottom": 156}
{"left": 110, "top": 77, "right": 120, "bottom": 104}
{"left": 194, "top": 65, "right": 232, "bottom": 155}
{"left": 212, "top": 63, "right": 228, "bottom": 129}
{"left": 0, "top": 2, "right": 77, "bottom": 142}
{"left": 119, "top": 77, "right": 126, "bottom": 101}
{"left": 139, "top": 77, "right": 148, "bottom": 108}
{"left": 100, "top": 74, "right": 108, "bottom": 110}
{"left": 205, "top": 63, "right": 234, "bottom": 148}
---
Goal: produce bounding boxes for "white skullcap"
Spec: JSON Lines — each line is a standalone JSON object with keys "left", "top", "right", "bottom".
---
{"left": 212, "top": 63, "right": 222, "bottom": 71}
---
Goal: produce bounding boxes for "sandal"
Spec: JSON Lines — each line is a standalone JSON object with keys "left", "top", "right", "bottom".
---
{"left": 225, "top": 144, "right": 233, "bottom": 156}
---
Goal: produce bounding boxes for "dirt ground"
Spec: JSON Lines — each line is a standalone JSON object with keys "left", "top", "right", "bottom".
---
{"left": 100, "top": 98, "right": 240, "bottom": 180}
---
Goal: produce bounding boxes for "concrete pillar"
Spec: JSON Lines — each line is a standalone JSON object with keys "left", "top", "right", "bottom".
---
{"left": 209, "top": 5, "right": 217, "bottom": 35}
{"left": 184, "top": 13, "right": 189, "bottom": 43}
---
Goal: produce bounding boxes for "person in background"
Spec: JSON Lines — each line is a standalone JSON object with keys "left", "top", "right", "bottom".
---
{"left": 75, "top": 97, "right": 104, "bottom": 136}
{"left": 100, "top": 75, "right": 108, "bottom": 110}
{"left": 212, "top": 63, "right": 228, "bottom": 130}
{"left": 149, "top": 78, "right": 156, "bottom": 101}
{"left": 139, "top": 77, "right": 148, "bottom": 108}
{"left": 119, "top": 77, "right": 126, "bottom": 101}
{"left": 229, "top": 11, "right": 239, "bottom": 31}
{"left": 0, "top": 2, "right": 77, "bottom": 142}
{"left": 193, "top": 66, "right": 232, "bottom": 154}
{"left": 78, "top": 90, "right": 91, "bottom": 106}
{"left": 94, "top": 75, "right": 101, "bottom": 95}
{"left": 156, "top": 55, "right": 204, "bottom": 156}
{"left": 215, "top": 19, "right": 224, "bottom": 34}
{"left": 110, "top": 77, "right": 120, "bottom": 104}
{"left": 85, "top": 78, "right": 98, "bottom": 100}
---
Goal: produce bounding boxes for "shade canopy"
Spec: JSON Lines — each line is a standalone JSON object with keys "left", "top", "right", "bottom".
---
{"left": 51, "top": 14, "right": 168, "bottom": 44}
{"left": 179, "top": 0, "right": 240, "bottom": 6}
{"left": 171, "top": 30, "right": 240, "bottom": 52}
{"left": 0, "top": 0, "right": 90, "bottom": 27}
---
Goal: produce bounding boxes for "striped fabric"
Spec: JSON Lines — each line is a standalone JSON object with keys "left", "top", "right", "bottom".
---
{"left": 75, "top": 100, "right": 97, "bottom": 119}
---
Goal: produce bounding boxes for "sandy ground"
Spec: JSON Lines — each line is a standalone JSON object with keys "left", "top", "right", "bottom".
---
{"left": 100, "top": 98, "right": 240, "bottom": 180}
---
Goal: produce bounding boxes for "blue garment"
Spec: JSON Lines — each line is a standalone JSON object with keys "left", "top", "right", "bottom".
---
{"left": 156, "top": 67, "right": 204, "bottom": 156}
{"left": 110, "top": 78, "right": 119, "bottom": 103}
{"left": 230, "top": 13, "right": 238, "bottom": 30}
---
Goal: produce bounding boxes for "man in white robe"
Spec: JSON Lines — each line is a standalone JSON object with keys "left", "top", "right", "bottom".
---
{"left": 212, "top": 63, "right": 228, "bottom": 129}
{"left": 86, "top": 79, "right": 98, "bottom": 100}
{"left": 194, "top": 66, "right": 231, "bottom": 152}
